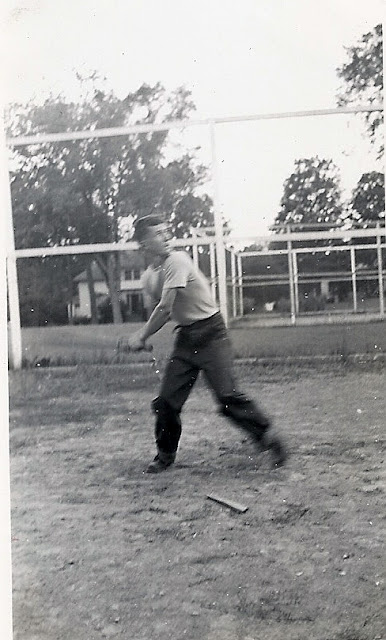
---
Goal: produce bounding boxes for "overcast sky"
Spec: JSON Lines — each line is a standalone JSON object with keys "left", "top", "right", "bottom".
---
{"left": 2, "top": 0, "right": 385, "bottom": 236}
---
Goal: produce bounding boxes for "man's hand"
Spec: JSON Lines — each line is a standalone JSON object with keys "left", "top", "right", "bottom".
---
{"left": 127, "top": 331, "right": 147, "bottom": 352}
{"left": 120, "top": 290, "right": 176, "bottom": 355}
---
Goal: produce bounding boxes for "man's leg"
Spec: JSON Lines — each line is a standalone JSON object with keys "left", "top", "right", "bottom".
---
{"left": 200, "top": 336, "right": 287, "bottom": 467}
{"left": 147, "top": 349, "right": 199, "bottom": 473}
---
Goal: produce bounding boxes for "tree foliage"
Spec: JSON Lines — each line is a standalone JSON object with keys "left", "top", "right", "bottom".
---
{"left": 347, "top": 171, "right": 385, "bottom": 226}
{"left": 17, "top": 256, "right": 77, "bottom": 327}
{"left": 337, "top": 24, "right": 383, "bottom": 157}
{"left": 273, "top": 157, "right": 343, "bottom": 230}
{"left": 7, "top": 77, "right": 214, "bottom": 324}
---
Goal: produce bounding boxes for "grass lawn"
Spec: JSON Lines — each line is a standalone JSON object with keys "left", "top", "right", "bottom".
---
{"left": 14, "top": 317, "right": 386, "bottom": 366}
{"left": 8, "top": 363, "right": 386, "bottom": 640}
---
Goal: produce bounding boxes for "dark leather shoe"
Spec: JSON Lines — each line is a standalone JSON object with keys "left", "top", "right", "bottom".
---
{"left": 261, "top": 435, "right": 287, "bottom": 468}
{"left": 146, "top": 452, "right": 175, "bottom": 474}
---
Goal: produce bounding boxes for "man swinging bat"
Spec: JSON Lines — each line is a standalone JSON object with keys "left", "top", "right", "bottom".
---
{"left": 126, "top": 215, "right": 287, "bottom": 473}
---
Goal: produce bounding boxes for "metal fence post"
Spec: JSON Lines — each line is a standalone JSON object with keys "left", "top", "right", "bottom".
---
{"left": 287, "top": 234, "right": 296, "bottom": 325}
{"left": 2, "top": 112, "right": 22, "bottom": 369}
{"left": 237, "top": 253, "right": 244, "bottom": 317}
{"left": 350, "top": 246, "right": 358, "bottom": 313}
{"left": 231, "top": 248, "right": 237, "bottom": 318}
{"left": 293, "top": 250, "right": 300, "bottom": 314}
{"left": 376, "top": 225, "right": 385, "bottom": 317}
{"left": 191, "top": 228, "right": 199, "bottom": 269}
{"left": 209, "top": 241, "right": 217, "bottom": 301}
{"left": 210, "top": 121, "right": 228, "bottom": 325}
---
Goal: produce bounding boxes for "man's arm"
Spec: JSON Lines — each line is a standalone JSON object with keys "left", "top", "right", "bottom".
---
{"left": 128, "top": 288, "right": 178, "bottom": 349}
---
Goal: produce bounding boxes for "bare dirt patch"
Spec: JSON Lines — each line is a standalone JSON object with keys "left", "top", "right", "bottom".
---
{"left": 9, "top": 364, "right": 386, "bottom": 640}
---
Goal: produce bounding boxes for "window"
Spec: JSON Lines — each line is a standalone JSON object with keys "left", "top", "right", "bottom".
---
{"left": 122, "top": 269, "right": 142, "bottom": 280}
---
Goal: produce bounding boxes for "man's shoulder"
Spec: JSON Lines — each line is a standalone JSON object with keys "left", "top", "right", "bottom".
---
{"left": 140, "top": 265, "right": 155, "bottom": 282}
{"left": 141, "top": 264, "right": 162, "bottom": 289}
{"left": 164, "top": 250, "right": 192, "bottom": 268}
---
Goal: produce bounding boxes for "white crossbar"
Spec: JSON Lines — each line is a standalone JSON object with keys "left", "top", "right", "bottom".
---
{"left": 6, "top": 104, "right": 383, "bottom": 147}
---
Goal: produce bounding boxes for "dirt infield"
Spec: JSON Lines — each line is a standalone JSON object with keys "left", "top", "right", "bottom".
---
{"left": 9, "top": 364, "right": 386, "bottom": 640}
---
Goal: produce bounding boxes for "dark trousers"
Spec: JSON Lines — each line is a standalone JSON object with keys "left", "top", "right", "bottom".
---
{"left": 152, "top": 312, "right": 270, "bottom": 455}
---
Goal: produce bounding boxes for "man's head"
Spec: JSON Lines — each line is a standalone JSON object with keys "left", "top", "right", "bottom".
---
{"left": 133, "top": 215, "right": 172, "bottom": 258}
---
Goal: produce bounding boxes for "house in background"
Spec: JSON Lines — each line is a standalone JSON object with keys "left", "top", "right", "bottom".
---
{"left": 69, "top": 251, "right": 146, "bottom": 323}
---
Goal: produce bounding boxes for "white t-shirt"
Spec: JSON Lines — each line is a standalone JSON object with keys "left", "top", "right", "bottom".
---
{"left": 140, "top": 251, "right": 219, "bottom": 325}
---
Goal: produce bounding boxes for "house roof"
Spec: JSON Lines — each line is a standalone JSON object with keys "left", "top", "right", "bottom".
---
{"left": 74, "top": 250, "right": 145, "bottom": 282}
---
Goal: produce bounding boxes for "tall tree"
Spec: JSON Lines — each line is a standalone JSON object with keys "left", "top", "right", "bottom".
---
{"left": 337, "top": 24, "right": 383, "bottom": 157}
{"left": 348, "top": 171, "right": 385, "bottom": 226}
{"left": 8, "top": 78, "right": 214, "bottom": 324}
{"left": 273, "top": 157, "right": 343, "bottom": 230}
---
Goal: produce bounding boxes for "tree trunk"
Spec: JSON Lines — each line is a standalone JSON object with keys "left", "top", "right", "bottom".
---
{"left": 86, "top": 261, "right": 98, "bottom": 324}
{"left": 107, "top": 253, "right": 123, "bottom": 324}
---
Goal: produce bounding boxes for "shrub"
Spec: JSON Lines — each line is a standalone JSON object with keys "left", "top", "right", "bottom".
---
{"left": 276, "top": 297, "right": 291, "bottom": 313}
